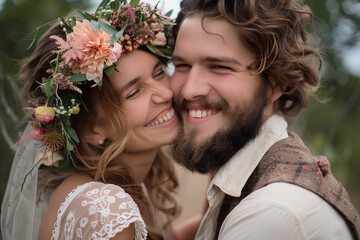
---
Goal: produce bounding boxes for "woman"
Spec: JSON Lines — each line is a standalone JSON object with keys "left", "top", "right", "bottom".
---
{"left": 1, "top": 1, "right": 180, "bottom": 239}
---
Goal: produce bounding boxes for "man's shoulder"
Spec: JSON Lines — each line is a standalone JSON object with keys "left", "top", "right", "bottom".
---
{"left": 221, "top": 182, "right": 354, "bottom": 239}
{"left": 239, "top": 182, "right": 329, "bottom": 215}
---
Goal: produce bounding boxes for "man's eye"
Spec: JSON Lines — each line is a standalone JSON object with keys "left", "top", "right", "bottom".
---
{"left": 210, "top": 65, "right": 232, "bottom": 70}
{"left": 126, "top": 89, "right": 139, "bottom": 99}
{"left": 174, "top": 64, "right": 191, "bottom": 72}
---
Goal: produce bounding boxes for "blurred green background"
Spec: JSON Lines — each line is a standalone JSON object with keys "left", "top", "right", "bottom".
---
{"left": 0, "top": 0, "right": 359, "bottom": 219}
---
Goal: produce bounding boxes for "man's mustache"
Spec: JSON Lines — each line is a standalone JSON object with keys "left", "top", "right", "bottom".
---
{"left": 173, "top": 96, "right": 230, "bottom": 112}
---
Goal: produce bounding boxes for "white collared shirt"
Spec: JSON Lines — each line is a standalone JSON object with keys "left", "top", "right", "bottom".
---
{"left": 195, "top": 114, "right": 354, "bottom": 240}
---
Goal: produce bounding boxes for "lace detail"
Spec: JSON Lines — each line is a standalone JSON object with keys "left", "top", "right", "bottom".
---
{"left": 51, "top": 182, "right": 147, "bottom": 240}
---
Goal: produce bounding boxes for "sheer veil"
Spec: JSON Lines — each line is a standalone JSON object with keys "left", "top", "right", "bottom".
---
{"left": 1, "top": 125, "right": 51, "bottom": 239}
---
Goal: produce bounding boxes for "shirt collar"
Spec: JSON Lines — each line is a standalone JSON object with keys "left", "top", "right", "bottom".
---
{"left": 209, "top": 114, "right": 289, "bottom": 197}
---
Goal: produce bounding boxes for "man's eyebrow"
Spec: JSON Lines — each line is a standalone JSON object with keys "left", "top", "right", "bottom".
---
{"left": 172, "top": 54, "right": 185, "bottom": 62}
{"left": 172, "top": 55, "right": 242, "bottom": 66}
{"left": 120, "top": 77, "right": 140, "bottom": 93}
{"left": 201, "top": 56, "right": 242, "bottom": 66}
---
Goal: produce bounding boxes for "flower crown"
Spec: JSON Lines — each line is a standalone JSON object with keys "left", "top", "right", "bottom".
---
{"left": 22, "top": 0, "right": 175, "bottom": 171}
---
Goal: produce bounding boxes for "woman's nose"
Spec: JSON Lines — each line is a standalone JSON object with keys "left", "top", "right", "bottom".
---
{"left": 151, "top": 78, "right": 173, "bottom": 104}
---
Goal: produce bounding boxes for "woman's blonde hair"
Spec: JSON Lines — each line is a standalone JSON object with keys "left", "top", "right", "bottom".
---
{"left": 22, "top": 23, "right": 180, "bottom": 239}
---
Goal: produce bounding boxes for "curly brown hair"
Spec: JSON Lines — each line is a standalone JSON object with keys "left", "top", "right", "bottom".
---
{"left": 174, "top": 0, "right": 322, "bottom": 116}
{"left": 21, "top": 23, "right": 179, "bottom": 240}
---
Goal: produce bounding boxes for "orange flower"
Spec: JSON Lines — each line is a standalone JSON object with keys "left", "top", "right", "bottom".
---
{"left": 62, "top": 20, "right": 122, "bottom": 83}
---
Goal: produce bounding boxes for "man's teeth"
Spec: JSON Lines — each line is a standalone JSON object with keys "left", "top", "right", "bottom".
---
{"left": 189, "top": 109, "right": 216, "bottom": 118}
{"left": 146, "top": 109, "right": 175, "bottom": 127}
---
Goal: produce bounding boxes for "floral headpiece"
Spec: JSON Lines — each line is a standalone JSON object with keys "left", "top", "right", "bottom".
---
{"left": 22, "top": 0, "right": 175, "bottom": 170}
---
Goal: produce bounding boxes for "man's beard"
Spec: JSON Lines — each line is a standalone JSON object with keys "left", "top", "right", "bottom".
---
{"left": 172, "top": 84, "right": 268, "bottom": 174}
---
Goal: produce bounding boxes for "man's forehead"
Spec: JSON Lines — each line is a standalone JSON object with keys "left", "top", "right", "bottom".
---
{"left": 172, "top": 54, "right": 243, "bottom": 66}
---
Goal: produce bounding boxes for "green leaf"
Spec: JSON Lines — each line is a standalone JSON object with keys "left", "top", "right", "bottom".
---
{"left": 33, "top": 88, "right": 44, "bottom": 97}
{"left": 65, "top": 126, "right": 80, "bottom": 143}
{"left": 165, "top": 10, "right": 173, "bottom": 17}
{"left": 91, "top": 21, "right": 100, "bottom": 31}
{"left": 98, "top": 78, "right": 103, "bottom": 88}
{"left": 146, "top": 44, "right": 170, "bottom": 59}
{"left": 146, "top": 43, "right": 157, "bottom": 54}
{"left": 42, "top": 82, "right": 53, "bottom": 97}
{"left": 130, "top": 0, "right": 140, "bottom": 8}
{"left": 67, "top": 141, "right": 74, "bottom": 151}
{"left": 77, "top": 10, "right": 91, "bottom": 21}
{"left": 48, "top": 95, "right": 56, "bottom": 107}
{"left": 61, "top": 17, "right": 73, "bottom": 33}
{"left": 104, "top": 65, "right": 116, "bottom": 76}
{"left": 27, "top": 33, "right": 38, "bottom": 50}
{"left": 110, "top": 34, "right": 119, "bottom": 46}
{"left": 99, "top": 20, "right": 118, "bottom": 35}
{"left": 85, "top": 12, "right": 99, "bottom": 21}
{"left": 61, "top": 115, "right": 71, "bottom": 127}
{"left": 114, "top": 0, "right": 121, "bottom": 11}
{"left": 110, "top": 24, "right": 128, "bottom": 45}
{"left": 57, "top": 159, "right": 65, "bottom": 171}
{"left": 154, "top": 1, "right": 160, "bottom": 9}
{"left": 80, "top": 96, "right": 89, "bottom": 113}
{"left": 71, "top": 17, "right": 77, "bottom": 26}
{"left": 118, "top": 23, "right": 128, "bottom": 36}
{"left": 96, "top": 0, "right": 110, "bottom": 12}
{"left": 69, "top": 73, "right": 87, "bottom": 82}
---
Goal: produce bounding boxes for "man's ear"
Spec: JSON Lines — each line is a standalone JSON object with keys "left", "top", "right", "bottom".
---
{"left": 267, "top": 77, "right": 283, "bottom": 104}
{"left": 83, "top": 126, "right": 108, "bottom": 146}
{"left": 269, "top": 85, "right": 283, "bottom": 104}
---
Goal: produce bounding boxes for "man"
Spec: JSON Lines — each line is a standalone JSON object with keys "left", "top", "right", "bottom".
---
{"left": 170, "top": 0, "right": 360, "bottom": 239}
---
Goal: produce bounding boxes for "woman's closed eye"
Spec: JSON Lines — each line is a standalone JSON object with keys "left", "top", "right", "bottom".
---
{"left": 126, "top": 89, "right": 140, "bottom": 99}
{"left": 153, "top": 67, "right": 166, "bottom": 80}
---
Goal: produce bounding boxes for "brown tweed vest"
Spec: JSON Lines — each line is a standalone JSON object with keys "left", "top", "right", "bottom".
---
{"left": 215, "top": 132, "right": 360, "bottom": 239}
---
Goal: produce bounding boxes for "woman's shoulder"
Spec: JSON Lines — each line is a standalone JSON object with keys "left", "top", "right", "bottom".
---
{"left": 45, "top": 174, "right": 147, "bottom": 239}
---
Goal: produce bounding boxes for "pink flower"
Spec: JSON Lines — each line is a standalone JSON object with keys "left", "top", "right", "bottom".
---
{"left": 30, "top": 127, "right": 47, "bottom": 141}
{"left": 152, "top": 32, "right": 167, "bottom": 46}
{"left": 50, "top": 35, "right": 70, "bottom": 53}
{"left": 62, "top": 20, "right": 122, "bottom": 83}
{"left": 35, "top": 106, "right": 55, "bottom": 123}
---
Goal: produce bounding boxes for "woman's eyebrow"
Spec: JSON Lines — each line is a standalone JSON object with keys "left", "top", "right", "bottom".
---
{"left": 153, "top": 61, "right": 162, "bottom": 70}
{"left": 120, "top": 77, "right": 140, "bottom": 93}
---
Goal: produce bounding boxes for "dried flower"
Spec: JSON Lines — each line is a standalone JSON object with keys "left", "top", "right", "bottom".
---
{"left": 44, "top": 130, "right": 64, "bottom": 152}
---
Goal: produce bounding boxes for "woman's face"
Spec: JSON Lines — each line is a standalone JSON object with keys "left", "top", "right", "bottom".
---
{"left": 109, "top": 50, "right": 179, "bottom": 152}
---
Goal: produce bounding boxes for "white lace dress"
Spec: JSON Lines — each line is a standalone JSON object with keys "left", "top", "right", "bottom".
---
{"left": 51, "top": 182, "right": 147, "bottom": 240}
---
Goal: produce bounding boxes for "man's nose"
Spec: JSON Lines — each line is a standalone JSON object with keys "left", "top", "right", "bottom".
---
{"left": 181, "top": 66, "right": 211, "bottom": 101}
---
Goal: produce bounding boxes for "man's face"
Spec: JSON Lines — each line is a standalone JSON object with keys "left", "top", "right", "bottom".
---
{"left": 171, "top": 15, "right": 271, "bottom": 173}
